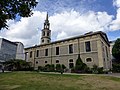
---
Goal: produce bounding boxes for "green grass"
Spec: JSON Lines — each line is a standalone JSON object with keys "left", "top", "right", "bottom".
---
{"left": 0, "top": 72, "right": 120, "bottom": 90}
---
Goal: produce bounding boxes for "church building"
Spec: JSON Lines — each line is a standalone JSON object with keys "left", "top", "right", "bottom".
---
{"left": 25, "top": 14, "right": 112, "bottom": 70}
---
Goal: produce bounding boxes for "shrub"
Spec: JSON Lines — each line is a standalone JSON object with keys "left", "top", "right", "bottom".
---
{"left": 50, "top": 64, "right": 55, "bottom": 72}
{"left": 38, "top": 66, "right": 44, "bottom": 71}
{"left": 75, "top": 54, "right": 89, "bottom": 73}
{"left": 91, "top": 65, "right": 104, "bottom": 74}
{"left": 112, "top": 63, "right": 120, "bottom": 72}
{"left": 56, "top": 64, "right": 61, "bottom": 72}
{"left": 61, "top": 64, "right": 66, "bottom": 70}
{"left": 44, "top": 64, "right": 51, "bottom": 72}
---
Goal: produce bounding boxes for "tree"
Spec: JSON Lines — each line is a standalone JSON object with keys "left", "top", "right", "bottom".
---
{"left": 56, "top": 64, "right": 61, "bottom": 72}
{"left": 112, "top": 38, "right": 120, "bottom": 63}
{"left": 4, "top": 59, "right": 32, "bottom": 71}
{"left": 75, "top": 54, "right": 88, "bottom": 73}
{"left": 0, "top": 0, "right": 38, "bottom": 30}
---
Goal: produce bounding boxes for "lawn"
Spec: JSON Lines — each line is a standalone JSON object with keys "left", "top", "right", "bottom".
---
{"left": 0, "top": 72, "right": 120, "bottom": 90}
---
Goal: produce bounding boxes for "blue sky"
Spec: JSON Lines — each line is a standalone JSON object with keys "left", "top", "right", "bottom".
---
{"left": 0, "top": 0, "right": 120, "bottom": 47}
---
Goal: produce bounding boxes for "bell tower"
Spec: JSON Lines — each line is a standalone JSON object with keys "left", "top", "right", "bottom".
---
{"left": 41, "top": 13, "right": 51, "bottom": 44}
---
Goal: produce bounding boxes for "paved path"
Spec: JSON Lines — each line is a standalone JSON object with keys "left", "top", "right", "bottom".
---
{"left": 102, "top": 73, "right": 120, "bottom": 78}
{"left": 39, "top": 72, "right": 120, "bottom": 78}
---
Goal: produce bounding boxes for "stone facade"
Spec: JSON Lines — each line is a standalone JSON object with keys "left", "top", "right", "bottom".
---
{"left": 25, "top": 14, "right": 112, "bottom": 70}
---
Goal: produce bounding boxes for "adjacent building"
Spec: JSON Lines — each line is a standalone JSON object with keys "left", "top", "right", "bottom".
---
{"left": 25, "top": 14, "right": 112, "bottom": 70}
{"left": 0, "top": 38, "right": 25, "bottom": 63}
{"left": 0, "top": 38, "right": 17, "bottom": 62}
{"left": 15, "top": 42, "right": 25, "bottom": 60}
{"left": 110, "top": 40, "right": 116, "bottom": 61}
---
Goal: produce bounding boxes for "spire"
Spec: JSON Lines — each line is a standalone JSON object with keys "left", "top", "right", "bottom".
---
{"left": 46, "top": 12, "right": 48, "bottom": 21}
{"left": 44, "top": 12, "right": 50, "bottom": 29}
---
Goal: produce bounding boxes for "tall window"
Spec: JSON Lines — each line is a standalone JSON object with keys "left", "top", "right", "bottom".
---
{"left": 36, "top": 50, "right": 39, "bottom": 57}
{"left": 69, "top": 44, "right": 73, "bottom": 54}
{"left": 47, "top": 32, "right": 49, "bottom": 36}
{"left": 30, "top": 51, "right": 32, "bottom": 58}
{"left": 43, "top": 31, "right": 45, "bottom": 36}
{"left": 45, "top": 49, "right": 48, "bottom": 56}
{"left": 42, "top": 39, "right": 44, "bottom": 43}
{"left": 105, "top": 46, "right": 108, "bottom": 57}
{"left": 56, "top": 47, "right": 59, "bottom": 55}
{"left": 85, "top": 41, "right": 91, "bottom": 52}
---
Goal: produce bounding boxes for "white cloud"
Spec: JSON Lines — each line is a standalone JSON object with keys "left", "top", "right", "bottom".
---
{"left": 110, "top": 0, "right": 120, "bottom": 30}
{"left": 113, "top": 0, "right": 120, "bottom": 8}
{"left": 0, "top": 11, "right": 46, "bottom": 47}
{"left": 50, "top": 10, "right": 113, "bottom": 40}
{"left": 1, "top": 1, "right": 120, "bottom": 47}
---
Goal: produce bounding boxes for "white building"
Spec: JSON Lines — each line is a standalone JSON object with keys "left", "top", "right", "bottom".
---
{"left": 15, "top": 42, "right": 25, "bottom": 60}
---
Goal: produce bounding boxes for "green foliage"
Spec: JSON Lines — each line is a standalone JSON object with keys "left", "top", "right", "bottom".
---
{"left": 50, "top": 64, "right": 55, "bottom": 72}
{"left": 61, "top": 64, "right": 66, "bottom": 70}
{"left": 56, "top": 64, "right": 61, "bottom": 72}
{"left": 91, "top": 64, "right": 104, "bottom": 74}
{"left": 112, "top": 63, "right": 120, "bottom": 72}
{"left": 38, "top": 66, "right": 44, "bottom": 71}
{"left": 0, "top": 0, "right": 38, "bottom": 30}
{"left": 4, "top": 59, "right": 33, "bottom": 71}
{"left": 38, "top": 64, "right": 66, "bottom": 72}
{"left": 75, "top": 55, "right": 88, "bottom": 73}
{"left": 112, "top": 38, "right": 120, "bottom": 63}
{"left": 44, "top": 64, "right": 51, "bottom": 72}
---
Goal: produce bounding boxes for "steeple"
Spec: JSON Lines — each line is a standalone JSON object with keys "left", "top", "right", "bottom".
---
{"left": 41, "top": 13, "right": 51, "bottom": 44}
{"left": 44, "top": 13, "right": 50, "bottom": 29}
{"left": 46, "top": 12, "right": 48, "bottom": 21}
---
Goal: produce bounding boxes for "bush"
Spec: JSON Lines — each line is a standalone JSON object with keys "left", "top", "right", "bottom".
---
{"left": 50, "top": 64, "right": 55, "bottom": 72}
{"left": 74, "top": 54, "right": 89, "bottom": 73}
{"left": 91, "top": 65, "right": 104, "bottom": 74}
{"left": 112, "top": 63, "right": 120, "bottom": 72}
{"left": 56, "top": 64, "right": 61, "bottom": 72}
{"left": 38, "top": 66, "right": 44, "bottom": 71}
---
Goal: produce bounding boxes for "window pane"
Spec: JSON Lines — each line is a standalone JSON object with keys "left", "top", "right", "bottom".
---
{"left": 86, "top": 58, "right": 92, "bottom": 62}
{"left": 56, "top": 60, "right": 59, "bottom": 63}
{"left": 36, "top": 50, "right": 39, "bottom": 57}
{"left": 45, "top": 49, "right": 48, "bottom": 56}
{"left": 43, "top": 31, "right": 45, "bottom": 36}
{"left": 85, "top": 41, "right": 91, "bottom": 52}
{"left": 56, "top": 47, "right": 59, "bottom": 55}
{"left": 105, "top": 46, "right": 108, "bottom": 57}
{"left": 30, "top": 51, "right": 32, "bottom": 58}
{"left": 36, "top": 61, "right": 38, "bottom": 64}
{"left": 69, "top": 59, "right": 73, "bottom": 62}
{"left": 69, "top": 44, "right": 73, "bottom": 53}
{"left": 45, "top": 61, "right": 47, "bottom": 63}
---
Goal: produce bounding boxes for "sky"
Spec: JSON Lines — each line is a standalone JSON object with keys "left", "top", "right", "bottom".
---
{"left": 0, "top": 0, "right": 120, "bottom": 47}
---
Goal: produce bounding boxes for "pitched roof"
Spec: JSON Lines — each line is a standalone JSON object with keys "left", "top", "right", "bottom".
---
{"left": 25, "top": 31, "right": 110, "bottom": 50}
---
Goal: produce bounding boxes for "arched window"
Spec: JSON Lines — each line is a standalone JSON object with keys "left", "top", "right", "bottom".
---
{"left": 42, "top": 39, "right": 44, "bottom": 43}
{"left": 47, "top": 32, "right": 49, "bottom": 36}
{"left": 36, "top": 61, "right": 38, "bottom": 64}
{"left": 69, "top": 59, "right": 73, "bottom": 62}
{"left": 56, "top": 60, "right": 59, "bottom": 63}
{"left": 45, "top": 61, "right": 47, "bottom": 63}
{"left": 43, "top": 31, "right": 45, "bottom": 36}
{"left": 86, "top": 58, "right": 92, "bottom": 62}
